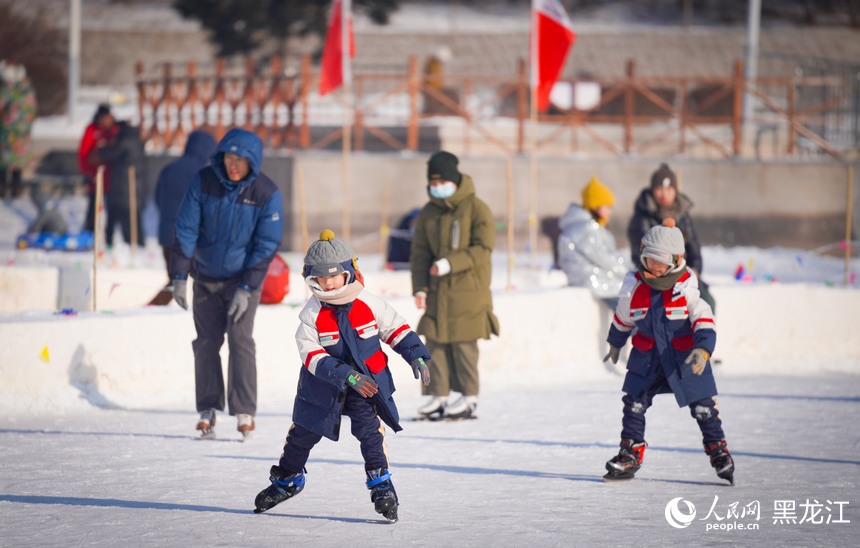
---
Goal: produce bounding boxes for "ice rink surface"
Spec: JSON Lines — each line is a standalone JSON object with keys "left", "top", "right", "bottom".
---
{"left": 1, "top": 376, "right": 857, "bottom": 547}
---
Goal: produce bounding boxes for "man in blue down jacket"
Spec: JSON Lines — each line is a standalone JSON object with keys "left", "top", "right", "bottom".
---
{"left": 170, "top": 128, "right": 283, "bottom": 439}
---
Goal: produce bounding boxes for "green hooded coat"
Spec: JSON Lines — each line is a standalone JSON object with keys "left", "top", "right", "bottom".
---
{"left": 410, "top": 174, "right": 500, "bottom": 343}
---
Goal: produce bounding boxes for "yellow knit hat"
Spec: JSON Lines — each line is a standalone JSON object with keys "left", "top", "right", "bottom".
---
{"left": 581, "top": 175, "right": 615, "bottom": 211}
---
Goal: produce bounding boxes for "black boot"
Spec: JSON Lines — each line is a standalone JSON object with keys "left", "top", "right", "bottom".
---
{"left": 704, "top": 439, "right": 735, "bottom": 485}
{"left": 254, "top": 465, "right": 305, "bottom": 513}
{"left": 366, "top": 468, "right": 398, "bottom": 522}
{"left": 604, "top": 439, "right": 647, "bottom": 480}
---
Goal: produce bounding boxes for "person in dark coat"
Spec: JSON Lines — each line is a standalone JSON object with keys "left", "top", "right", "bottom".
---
{"left": 96, "top": 121, "right": 146, "bottom": 247}
{"left": 627, "top": 163, "right": 716, "bottom": 312}
{"left": 149, "top": 130, "right": 216, "bottom": 305}
{"left": 410, "top": 151, "right": 499, "bottom": 421}
{"left": 253, "top": 230, "right": 431, "bottom": 521}
{"left": 603, "top": 219, "right": 734, "bottom": 484}
{"left": 170, "top": 128, "right": 283, "bottom": 438}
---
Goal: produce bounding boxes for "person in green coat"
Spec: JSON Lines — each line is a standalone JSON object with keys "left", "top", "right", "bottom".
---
{"left": 410, "top": 151, "right": 500, "bottom": 420}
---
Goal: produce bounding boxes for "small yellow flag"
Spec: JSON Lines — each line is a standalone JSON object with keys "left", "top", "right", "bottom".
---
{"left": 40, "top": 346, "right": 50, "bottom": 363}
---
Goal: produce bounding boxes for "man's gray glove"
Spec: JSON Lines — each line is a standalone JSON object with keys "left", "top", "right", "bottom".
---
{"left": 684, "top": 348, "right": 711, "bottom": 375}
{"left": 411, "top": 357, "right": 431, "bottom": 386}
{"left": 172, "top": 279, "right": 188, "bottom": 310}
{"left": 346, "top": 370, "right": 379, "bottom": 398}
{"left": 228, "top": 288, "right": 251, "bottom": 323}
{"left": 603, "top": 345, "right": 621, "bottom": 365}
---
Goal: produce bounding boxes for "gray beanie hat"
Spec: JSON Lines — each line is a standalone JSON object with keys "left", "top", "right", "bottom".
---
{"left": 303, "top": 229, "right": 356, "bottom": 278}
{"left": 641, "top": 218, "right": 685, "bottom": 267}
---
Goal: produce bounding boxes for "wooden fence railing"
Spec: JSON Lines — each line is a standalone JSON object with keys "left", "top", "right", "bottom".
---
{"left": 136, "top": 55, "right": 858, "bottom": 160}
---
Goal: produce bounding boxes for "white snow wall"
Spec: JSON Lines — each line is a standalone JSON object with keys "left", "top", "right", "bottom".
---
{"left": 1, "top": 284, "right": 858, "bottom": 416}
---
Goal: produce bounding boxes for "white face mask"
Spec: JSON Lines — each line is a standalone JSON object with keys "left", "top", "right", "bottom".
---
{"left": 429, "top": 182, "right": 457, "bottom": 199}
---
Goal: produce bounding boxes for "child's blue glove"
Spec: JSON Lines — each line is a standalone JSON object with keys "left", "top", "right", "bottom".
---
{"left": 346, "top": 370, "right": 379, "bottom": 398}
{"left": 684, "top": 348, "right": 711, "bottom": 375}
{"left": 410, "top": 357, "right": 431, "bottom": 386}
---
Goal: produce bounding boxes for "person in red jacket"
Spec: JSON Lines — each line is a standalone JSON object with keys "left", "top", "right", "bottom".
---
{"left": 78, "top": 104, "right": 117, "bottom": 239}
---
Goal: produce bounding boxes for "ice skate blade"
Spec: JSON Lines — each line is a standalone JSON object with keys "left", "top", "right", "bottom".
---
{"left": 240, "top": 431, "right": 252, "bottom": 442}
{"left": 603, "top": 471, "right": 636, "bottom": 481}
{"left": 197, "top": 429, "right": 216, "bottom": 440}
{"left": 383, "top": 508, "right": 398, "bottom": 523}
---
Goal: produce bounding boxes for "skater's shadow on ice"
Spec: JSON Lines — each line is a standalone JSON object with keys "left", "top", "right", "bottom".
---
{"left": 215, "top": 455, "right": 606, "bottom": 484}
{"left": 0, "top": 494, "right": 386, "bottom": 525}
{"left": 0, "top": 494, "right": 248, "bottom": 515}
{"left": 404, "top": 435, "right": 860, "bottom": 467}
{"left": 0, "top": 428, "right": 239, "bottom": 443}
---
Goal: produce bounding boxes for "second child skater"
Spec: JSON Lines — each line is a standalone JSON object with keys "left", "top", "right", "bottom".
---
{"left": 603, "top": 219, "right": 735, "bottom": 484}
{"left": 254, "top": 230, "right": 432, "bottom": 522}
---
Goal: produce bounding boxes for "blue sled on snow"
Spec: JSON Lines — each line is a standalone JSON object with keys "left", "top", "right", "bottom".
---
{"left": 16, "top": 231, "right": 95, "bottom": 251}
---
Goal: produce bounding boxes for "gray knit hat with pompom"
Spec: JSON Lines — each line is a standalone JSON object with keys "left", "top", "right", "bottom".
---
{"left": 640, "top": 218, "right": 685, "bottom": 267}
{"left": 303, "top": 229, "right": 356, "bottom": 277}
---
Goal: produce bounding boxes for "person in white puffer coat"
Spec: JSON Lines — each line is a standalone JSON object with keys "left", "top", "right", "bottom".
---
{"left": 558, "top": 175, "right": 630, "bottom": 310}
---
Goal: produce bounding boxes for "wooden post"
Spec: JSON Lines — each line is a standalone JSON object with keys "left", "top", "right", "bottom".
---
{"left": 354, "top": 77, "right": 364, "bottom": 151}
{"left": 379, "top": 175, "right": 390, "bottom": 260}
{"left": 93, "top": 166, "right": 105, "bottom": 311}
{"left": 135, "top": 61, "right": 145, "bottom": 139}
{"left": 297, "top": 163, "right": 309, "bottom": 252}
{"left": 732, "top": 60, "right": 744, "bottom": 157}
{"left": 300, "top": 55, "right": 311, "bottom": 148}
{"left": 517, "top": 59, "right": 527, "bottom": 155}
{"left": 297, "top": 163, "right": 310, "bottom": 301}
{"left": 128, "top": 165, "right": 138, "bottom": 254}
{"left": 787, "top": 81, "right": 796, "bottom": 154}
{"left": 679, "top": 81, "right": 688, "bottom": 154}
{"left": 163, "top": 63, "right": 173, "bottom": 147}
{"left": 624, "top": 59, "right": 635, "bottom": 154}
{"left": 215, "top": 58, "right": 226, "bottom": 139}
{"left": 407, "top": 56, "right": 419, "bottom": 151}
{"left": 506, "top": 157, "right": 515, "bottom": 290}
{"left": 847, "top": 163, "right": 855, "bottom": 286}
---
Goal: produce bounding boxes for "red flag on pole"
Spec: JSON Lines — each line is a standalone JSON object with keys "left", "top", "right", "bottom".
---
{"left": 319, "top": 0, "right": 356, "bottom": 96}
{"left": 532, "top": 0, "right": 576, "bottom": 112}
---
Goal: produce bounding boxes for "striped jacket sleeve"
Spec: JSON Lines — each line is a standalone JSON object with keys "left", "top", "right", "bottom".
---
{"left": 362, "top": 292, "right": 431, "bottom": 365}
{"left": 607, "top": 271, "right": 638, "bottom": 349}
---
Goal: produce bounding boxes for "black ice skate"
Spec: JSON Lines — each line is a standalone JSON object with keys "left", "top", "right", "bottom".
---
{"left": 704, "top": 439, "right": 735, "bottom": 485}
{"left": 366, "top": 468, "right": 398, "bottom": 523}
{"left": 253, "top": 466, "right": 306, "bottom": 513}
{"left": 603, "top": 439, "right": 647, "bottom": 481}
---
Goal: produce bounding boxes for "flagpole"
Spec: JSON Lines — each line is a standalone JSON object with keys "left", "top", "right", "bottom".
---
{"left": 528, "top": 0, "right": 539, "bottom": 269}
{"left": 341, "top": 0, "right": 353, "bottom": 240}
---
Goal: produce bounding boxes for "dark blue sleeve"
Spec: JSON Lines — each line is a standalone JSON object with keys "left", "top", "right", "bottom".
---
{"left": 314, "top": 355, "right": 354, "bottom": 388}
{"left": 241, "top": 188, "right": 284, "bottom": 290}
{"left": 607, "top": 324, "right": 632, "bottom": 349}
{"left": 169, "top": 174, "right": 203, "bottom": 279}
{"left": 392, "top": 331, "right": 431, "bottom": 364}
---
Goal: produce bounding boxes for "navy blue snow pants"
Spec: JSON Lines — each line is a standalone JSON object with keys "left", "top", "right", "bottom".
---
{"left": 620, "top": 367, "right": 725, "bottom": 444}
{"left": 279, "top": 389, "right": 389, "bottom": 474}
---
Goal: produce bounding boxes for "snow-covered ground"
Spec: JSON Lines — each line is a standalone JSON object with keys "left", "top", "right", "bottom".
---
{"left": 1, "top": 193, "right": 859, "bottom": 545}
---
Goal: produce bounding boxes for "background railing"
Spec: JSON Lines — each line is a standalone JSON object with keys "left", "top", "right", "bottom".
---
{"left": 136, "top": 55, "right": 860, "bottom": 160}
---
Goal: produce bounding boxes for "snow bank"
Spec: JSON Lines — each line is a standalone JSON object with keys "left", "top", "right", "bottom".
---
{"left": 1, "top": 279, "right": 857, "bottom": 417}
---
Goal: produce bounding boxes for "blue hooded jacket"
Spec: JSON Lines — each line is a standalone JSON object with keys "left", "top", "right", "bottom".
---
{"left": 170, "top": 128, "right": 283, "bottom": 290}
{"left": 154, "top": 130, "right": 217, "bottom": 247}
